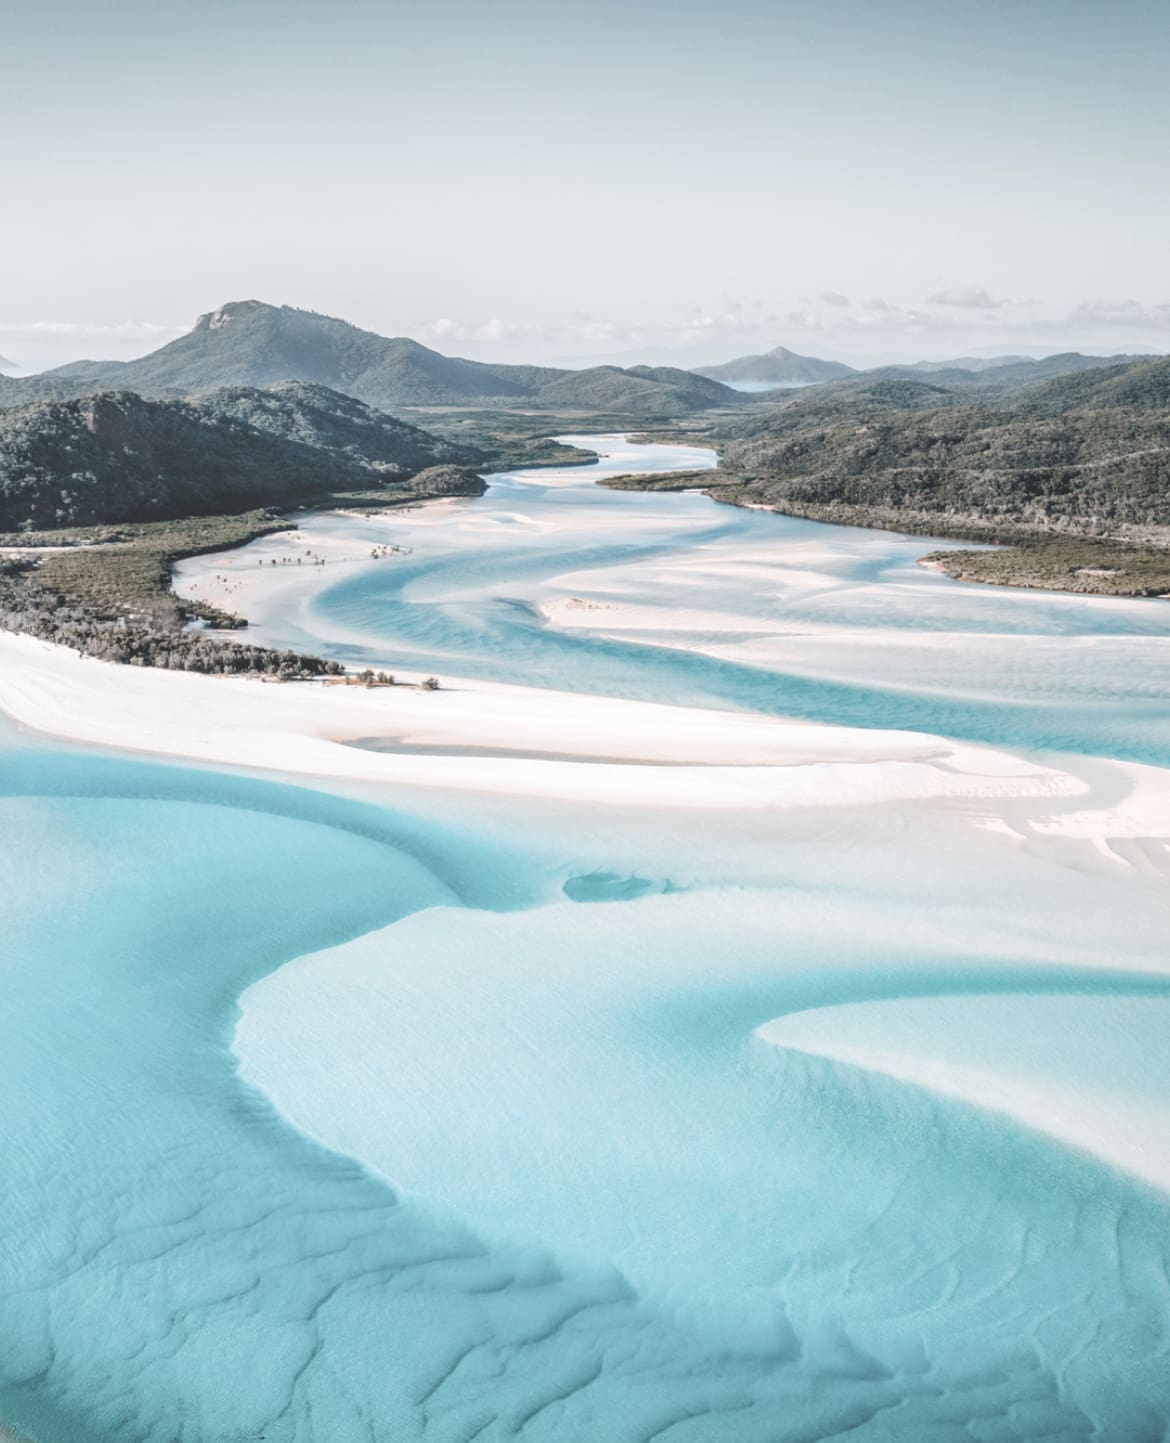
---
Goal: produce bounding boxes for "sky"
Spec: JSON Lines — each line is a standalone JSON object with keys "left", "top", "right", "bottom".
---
{"left": 2, "top": 0, "right": 1169, "bottom": 371}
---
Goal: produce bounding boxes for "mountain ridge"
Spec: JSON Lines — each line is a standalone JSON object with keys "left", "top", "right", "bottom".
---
{"left": 694, "top": 346, "right": 1159, "bottom": 394}
{"left": 694, "top": 345, "right": 857, "bottom": 387}
{"left": 0, "top": 302, "right": 743, "bottom": 415}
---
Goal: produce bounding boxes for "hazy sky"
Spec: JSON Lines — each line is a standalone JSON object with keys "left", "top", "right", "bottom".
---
{"left": 3, "top": 0, "right": 1169, "bottom": 370}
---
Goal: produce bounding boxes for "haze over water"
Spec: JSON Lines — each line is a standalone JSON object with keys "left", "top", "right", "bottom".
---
{"left": 4, "top": 440, "right": 1170, "bottom": 1441}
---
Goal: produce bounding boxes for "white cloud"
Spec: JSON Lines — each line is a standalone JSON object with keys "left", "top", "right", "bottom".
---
{"left": 0, "top": 318, "right": 189, "bottom": 371}
{"left": 926, "top": 285, "right": 1007, "bottom": 310}
{"left": 419, "top": 316, "right": 540, "bottom": 346}
{"left": 819, "top": 290, "right": 850, "bottom": 307}
{"left": 0, "top": 319, "right": 184, "bottom": 340}
{"left": 1065, "top": 299, "right": 1170, "bottom": 331}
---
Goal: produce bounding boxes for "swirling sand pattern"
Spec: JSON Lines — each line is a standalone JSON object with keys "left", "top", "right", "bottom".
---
{"left": 2, "top": 439, "right": 1170, "bottom": 1440}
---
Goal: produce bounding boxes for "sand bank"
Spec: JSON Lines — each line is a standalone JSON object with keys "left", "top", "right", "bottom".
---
{"left": 0, "top": 632, "right": 1090, "bottom": 815}
{"left": 764, "top": 991, "right": 1170, "bottom": 1193}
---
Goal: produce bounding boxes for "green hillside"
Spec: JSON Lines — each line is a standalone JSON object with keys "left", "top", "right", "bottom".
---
{"left": 0, "top": 383, "right": 481, "bottom": 530}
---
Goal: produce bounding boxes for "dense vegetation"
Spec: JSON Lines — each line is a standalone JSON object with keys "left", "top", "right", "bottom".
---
{"left": 0, "top": 462, "right": 481, "bottom": 675}
{"left": 609, "top": 357, "right": 1170, "bottom": 596}
{"left": 3, "top": 512, "right": 286, "bottom": 624}
{"left": 404, "top": 411, "right": 601, "bottom": 470}
{"left": 0, "top": 301, "right": 745, "bottom": 415}
{"left": 0, "top": 405, "right": 490, "bottom": 676}
{"left": 917, "top": 538, "right": 1170, "bottom": 597}
{"left": 0, "top": 382, "right": 482, "bottom": 530}
{"left": 0, "top": 548, "right": 343, "bottom": 676}
{"left": 715, "top": 358, "right": 1170, "bottom": 531}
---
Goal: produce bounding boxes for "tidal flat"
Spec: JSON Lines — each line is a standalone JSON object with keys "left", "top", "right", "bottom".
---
{"left": 2, "top": 438, "right": 1170, "bottom": 1441}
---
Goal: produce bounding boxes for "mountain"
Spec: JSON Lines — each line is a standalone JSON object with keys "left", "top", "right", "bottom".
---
{"left": 1008, "top": 356, "right": 1170, "bottom": 414}
{"left": 0, "top": 302, "right": 744, "bottom": 415}
{"left": 707, "top": 355, "right": 1170, "bottom": 535}
{"left": 694, "top": 346, "right": 858, "bottom": 387}
{"left": 689, "top": 347, "right": 1159, "bottom": 398}
{"left": 535, "top": 363, "right": 734, "bottom": 411}
{"left": 903, "top": 355, "right": 1034, "bottom": 373}
{"left": 866, "top": 352, "right": 1157, "bottom": 390}
{"left": 975, "top": 351, "right": 1157, "bottom": 388}
{"left": 194, "top": 381, "right": 478, "bottom": 472}
{"left": 0, "top": 383, "right": 481, "bottom": 530}
{"left": 0, "top": 355, "right": 19, "bottom": 373}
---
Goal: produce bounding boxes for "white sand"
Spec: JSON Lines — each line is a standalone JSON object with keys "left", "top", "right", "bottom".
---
{"left": 540, "top": 595, "right": 787, "bottom": 635}
{"left": 0, "top": 632, "right": 1089, "bottom": 813}
{"left": 6, "top": 432, "right": 1170, "bottom": 1202}
{"left": 763, "top": 992, "right": 1170, "bottom": 1193}
{"left": 172, "top": 516, "right": 435, "bottom": 626}
{"left": 5, "top": 629, "right": 1170, "bottom": 1207}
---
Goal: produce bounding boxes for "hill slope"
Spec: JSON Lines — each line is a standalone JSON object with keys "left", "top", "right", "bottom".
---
{"left": 714, "top": 356, "right": 1170, "bottom": 532}
{"left": 1, "top": 302, "right": 744, "bottom": 415}
{"left": 695, "top": 345, "right": 857, "bottom": 387}
{"left": 692, "top": 347, "right": 1156, "bottom": 396}
{"left": 866, "top": 352, "right": 1156, "bottom": 391}
{"left": 0, "top": 383, "right": 481, "bottom": 530}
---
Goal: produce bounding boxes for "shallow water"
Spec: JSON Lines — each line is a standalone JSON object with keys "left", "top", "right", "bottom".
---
{"left": 185, "top": 435, "right": 1170, "bottom": 767}
{"left": 4, "top": 440, "right": 1170, "bottom": 1441}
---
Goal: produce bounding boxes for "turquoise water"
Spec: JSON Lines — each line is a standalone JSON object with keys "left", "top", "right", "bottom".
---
{"left": 209, "top": 436, "right": 1170, "bottom": 768}
{"left": 5, "top": 441, "right": 1170, "bottom": 1441}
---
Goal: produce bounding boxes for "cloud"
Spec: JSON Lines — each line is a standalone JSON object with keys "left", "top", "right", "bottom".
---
{"left": 1064, "top": 299, "right": 1170, "bottom": 331}
{"left": 0, "top": 317, "right": 189, "bottom": 369}
{"left": 819, "top": 290, "right": 850, "bottom": 307}
{"left": 785, "top": 309, "right": 824, "bottom": 330}
{"left": 0, "top": 319, "right": 184, "bottom": 340}
{"left": 403, "top": 293, "right": 1170, "bottom": 370}
{"left": 420, "top": 316, "right": 537, "bottom": 345}
{"left": 926, "top": 285, "right": 1007, "bottom": 310}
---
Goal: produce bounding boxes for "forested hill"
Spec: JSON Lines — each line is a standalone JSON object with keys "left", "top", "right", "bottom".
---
{"left": 695, "top": 345, "right": 857, "bottom": 386}
{"left": 702, "top": 355, "right": 1170, "bottom": 534}
{"left": 690, "top": 346, "right": 1152, "bottom": 394}
{"left": 0, "top": 301, "right": 743, "bottom": 415}
{"left": 0, "top": 383, "right": 483, "bottom": 530}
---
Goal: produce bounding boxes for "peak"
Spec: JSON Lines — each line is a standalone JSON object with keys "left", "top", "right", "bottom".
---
{"left": 191, "top": 300, "right": 271, "bottom": 332}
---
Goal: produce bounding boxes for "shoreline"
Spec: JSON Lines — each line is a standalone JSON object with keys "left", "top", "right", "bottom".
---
{"left": 707, "top": 487, "right": 1170, "bottom": 599}
{"left": 763, "top": 989, "right": 1170, "bottom": 1195}
{"left": 6, "top": 447, "right": 1170, "bottom": 1404}
{"left": 4, "top": 428, "right": 1166, "bottom": 843}
{"left": 4, "top": 434, "right": 1170, "bottom": 1207}
{"left": 603, "top": 442, "right": 1170, "bottom": 600}
{"left": 0, "top": 630, "right": 1090, "bottom": 814}
{"left": 5, "top": 625, "right": 1170, "bottom": 902}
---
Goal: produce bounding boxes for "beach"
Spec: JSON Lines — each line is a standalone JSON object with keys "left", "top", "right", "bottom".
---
{"left": 3, "top": 437, "right": 1170, "bottom": 1440}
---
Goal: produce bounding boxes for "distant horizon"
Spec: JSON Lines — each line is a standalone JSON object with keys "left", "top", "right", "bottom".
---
{"left": 6, "top": 0, "right": 1169, "bottom": 377}
{"left": 1, "top": 296, "right": 1166, "bottom": 379}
